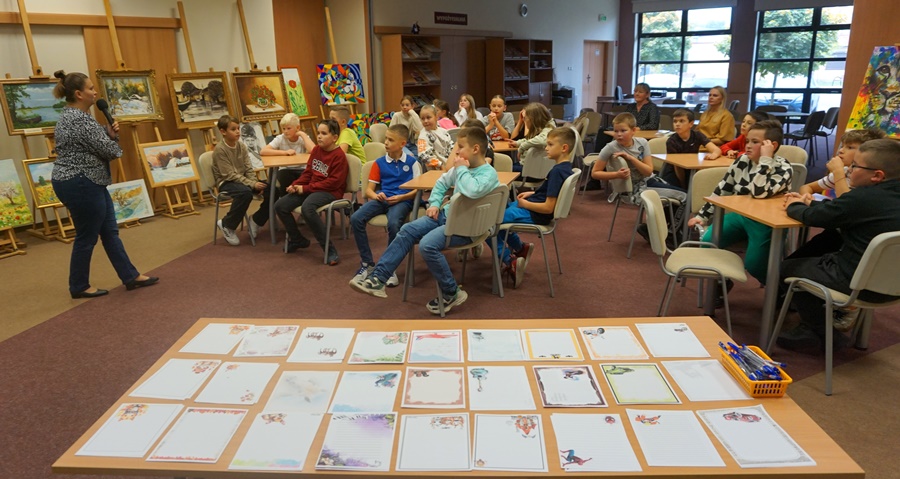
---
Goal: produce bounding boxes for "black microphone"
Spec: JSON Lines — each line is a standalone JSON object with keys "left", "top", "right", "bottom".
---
{"left": 96, "top": 99, "right": 115, "bottom": 125}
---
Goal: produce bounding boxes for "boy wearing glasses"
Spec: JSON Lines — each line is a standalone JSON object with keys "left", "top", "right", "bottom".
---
{"left": 777, "top": 139, "right": 900, "bottom": 351}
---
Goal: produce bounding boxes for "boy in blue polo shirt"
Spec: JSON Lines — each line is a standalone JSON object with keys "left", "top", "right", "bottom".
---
{"left": 350, "top": 124, "right": 421, "bottom": 287}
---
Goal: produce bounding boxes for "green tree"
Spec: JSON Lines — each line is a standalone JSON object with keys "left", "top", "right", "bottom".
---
{"left": 640, "top": 11, "right": 692, "bottom": 76}
{"left": 3, "top": 84, "right": 30, "bottom": 122}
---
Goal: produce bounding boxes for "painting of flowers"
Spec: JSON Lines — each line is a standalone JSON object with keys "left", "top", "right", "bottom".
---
{"left": 138, "top": 139, "right": 199, "bottom": 188}
{"left": 96, "top": 70, "right": 163, "bottom": 122}
{"left": 317, "top": 64, "right": 366, "bottom": 105}
{"left": 107, "top": 179, "right": 154, "bottom": 224}
{"left": 0, "top": 78, "right": 64, "bottom": 135}
{"left": 281, "top": 67, "right": 310, "bottom": 117}
{"left": 22, "top": 158, "right": 61, "bottom": 208}
{"left": 166, "top": 72, "right": 236, "bottom": 129}
{"left": 232, "top": 72, "right": 289, "bottom": 122}
{"left": 0, "top": 159, "right": 34, "bottom": 230}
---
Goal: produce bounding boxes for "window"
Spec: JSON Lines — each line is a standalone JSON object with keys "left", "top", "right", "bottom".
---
{"left": 752, "top": 6, "right": 852, "bottom": 113}
{"left": 635, "top": 7, "right": 733, "bottom": 103}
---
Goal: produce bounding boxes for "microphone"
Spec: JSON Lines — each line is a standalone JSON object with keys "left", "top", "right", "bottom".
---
{"left": 96, "top": 99, "right": 115, "bottom": 125}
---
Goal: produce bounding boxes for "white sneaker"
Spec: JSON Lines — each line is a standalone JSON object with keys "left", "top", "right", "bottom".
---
{"left": 386, "top": 273, "right": 400, "bottom": 287}
{"left": 248, "top": 219, "right": 261, "bottom": 239}
{"left": 217, "top": 219, "right": 240, "bottom": 246}
{"left": 352, "top": 263, "right": 375, "bottom": 285}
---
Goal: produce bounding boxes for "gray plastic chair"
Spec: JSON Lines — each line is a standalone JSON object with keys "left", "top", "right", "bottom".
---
{"left": 492, "top": 153, "right": 513, "bottom": 173}
{"left": 198, "top": 151, "right": 255, "bottom": 246}
{"left": 369, "top": 123, "right": 388, "bottom": 143}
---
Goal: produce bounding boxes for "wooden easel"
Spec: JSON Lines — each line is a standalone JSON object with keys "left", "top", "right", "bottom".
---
{"left": 0, "top": 228, "right": 27, "bottom": 259}
{"left": 319, "top": 7, "right": 361, "bottom": 119}
{"left": 131, "top": 124, "right": 199, "bottom": 220}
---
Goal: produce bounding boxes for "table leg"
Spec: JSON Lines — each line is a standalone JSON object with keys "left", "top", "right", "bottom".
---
{"left": 403, "top": 189, "right": 423, "bottom": 297}
{"left": 269, "top": 166, "right": 278, "bottom": 244}
{"left": 682, "top": 170, "right": 695, "bottom": 241}
{"left": 760, "top": 228, "right": 786, "bottom": 346}
{"left": 704, "top": 205, "right": 724, "bottom": 316}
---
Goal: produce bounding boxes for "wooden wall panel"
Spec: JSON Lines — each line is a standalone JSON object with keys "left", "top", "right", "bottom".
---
{"left": 273, "top": 0, "right": 328, "bottom": 120}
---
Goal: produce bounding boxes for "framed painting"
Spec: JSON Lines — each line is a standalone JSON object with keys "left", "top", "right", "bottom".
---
{"left": 847, "top": 46, "right": 900, "bottom": 138}
{"left": 21, "top": 158, "right": 62, "bottom": 208}
{"left": 316, "top": 64, "right": 366, "bottom": 105}
{"left": 0, "top": 78, "right": 65, "bottom": 135}
{"left": 106, "top": 179, "right": 154, "bottom": 223}
{"left": 231, "top": 71, "right": 289, "bottom": 122}
{"left": 95, "top": 70, "right": 163, "bottom": 122}
{"left": 138, "top": 138, "right": 199, "bottom": 188}
{"left": 280, "top": 66, "right": 311, "bottom": 117}
{"left": 0, "top": 159, "right": 34, "bottom": 230}
{"left": 166, "top": 72, "right": 236, "bottom": 129}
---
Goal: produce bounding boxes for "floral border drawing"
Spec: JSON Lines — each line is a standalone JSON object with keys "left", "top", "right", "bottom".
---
{"left": 95, "top": 70, "right": 163, "bottom": 122}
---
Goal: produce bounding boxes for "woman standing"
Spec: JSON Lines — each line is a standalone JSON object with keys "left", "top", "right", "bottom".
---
{"left": 624, "top": 82, "right": 660, "bottom": 130}
{"left": 697, "top": 85, "right": 736, "bottom": 146}
{"left": 50, "top": 70, "right": 158, "bottom": 298}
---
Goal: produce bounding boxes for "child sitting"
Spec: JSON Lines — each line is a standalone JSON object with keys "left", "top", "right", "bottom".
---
{"left": 433, "top": 99, "right": 458, "bottom": 130}
{"left": 350, "top": 127, "right": 500, "bottom": 315}
{"left": 662, "top": 108, "right": 722, "bottom": 190}
{"left": 417, "top": 104, "right": 452, "bottom": 170}
{"left": 720, "top": 110, "right": 769, "bottom": 159}
{"left": 212, "top": 115, "right": 272, "bottom": 246}
{"left": 799, "top": 128, "right": 886, "bottom": 199}
{"left": 329, "top": 105, "right": 368, "bottom": 164}
{"left": 482, "top": 95, "right": 516, "bottom": 140}
{"left": 510, "top": 102, "right": 556, "bottom": 173}
{"left": 454, "top": 93, "right": 484, "bottom": 125}
{"left": 261, "top": 113, "right": 315, "bottom": 198}
{"left": 389, "top": 95, "right": 423, "bottom": 145}
{"left": 350, "top": 124, "right": 421, "bottom": 287}
{"left": 688, "top": 120, "right": 793, "bottom": 284}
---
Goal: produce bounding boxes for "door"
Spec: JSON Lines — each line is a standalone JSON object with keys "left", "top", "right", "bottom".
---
{"left": 583, "top": 41, "right": 612, "bottom": 110}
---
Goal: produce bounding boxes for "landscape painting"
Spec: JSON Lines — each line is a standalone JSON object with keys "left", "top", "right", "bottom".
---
{"left": 317, "top": 64, "right": 366, "bottom": 105}
{"left": 22, "top": 158, "right": 61, "bottom": 208}
{"left": 138, "top": 139, "right": 199, "bottom": 188}
{"left": 107, "top": 179, "right": 154, "bottom": 224}
{"left": 166, "top": 72, "right": 235, "bottom": 129}
{"left": 0, "top": 159, "right": 34, "bottom": 230}
{"left": 232, "top": 71, "right": 288, "bottom": 122}
{"left": 0, "top": 78, "right": 64, "bottom": 135}
{"left": 280, "top": 66, "right": 310, "bottom": 117}
{"left": 96, "top": 70, "right": 163, "bottom": 122}
{"left": 847, "top": 46, "right": 900, "bottom": 138}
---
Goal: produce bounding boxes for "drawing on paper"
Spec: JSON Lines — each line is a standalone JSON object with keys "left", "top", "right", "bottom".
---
{"left": 106, "top": 179, "right": 153, "bottom": 224}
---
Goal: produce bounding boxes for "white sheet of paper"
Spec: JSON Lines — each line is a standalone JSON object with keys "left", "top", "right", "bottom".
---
{"left": 401, "top": 367, "right": 465, "bottom": 408}
{"left": 147, "top": 407, "right": 247, "bottom": 463}
{"left": 287, "top": 327, "right": 355, "bottom": 363}
{"left": 472, "top": 414, "right": 548, "bottom": 472}
{"left": 698, "top": 405, "right": 816, "bottom": 468}
{"left": 662, "top": 360, "right": 751, "bottom": 401}
{"left": 467, "top": 329, "right": 525, "bottom": 361}
{"left": 467, "top": 366, "right": 536, "bottom": 411}
{"left": 533, "top": 366, "right": 606, "bottom": 407}
{"left": 315, "top": 413, "right": 397, "bottom": 471}
{"left": 636, "top": 322, "right": 710, "bottom": 358}
{"left": 521, "top": 329, "right": 584, "bottom": 361}
{"left": 229, "top": 412, "right": 324, "bottom": 471}
{"left": 76, "top": 403, "right": 183, "bottom": 458}
{"left": 348, "top": 331, "right": 409, "bottom": 364}
{"left": 234, "top": 325, "right": 299, "bottom": 357}
{"left": 550, "top": 413, "right": 641, "bottom": 472}
{"left": 194, "top": 362, "right": 279, "bottom": 405}
{"left": 601, "top": 364, "right": 681, "bottom": 404}
{"left": 408, "top": 330, "right": 463, "bottom": 363}
{"left": 328, "top": 370, "right": 401, "bottom": 413}
{"left": 179, "top": 323, "right": 252, "bottom": 354}
{"left": 626, "top": 408, "right": 724, "bottom": 467}
{"left": 396, "top": 414, "right": 471, "bottom": 471}
{"left": 129, "top": 359, "right": 220, "bottom": 400}
{"left": 579, "top": 325, "right": 649, "bottom": 360}
{"left": 264, "top": 371, "right": 339, "bottom": 413}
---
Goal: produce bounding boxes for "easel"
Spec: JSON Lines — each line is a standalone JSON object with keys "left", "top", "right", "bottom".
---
{"left": 0, "top": 228, "right": 27, "bottom": 259}
{"left": 319, "top": 7, "right": 359, "bottom": 119}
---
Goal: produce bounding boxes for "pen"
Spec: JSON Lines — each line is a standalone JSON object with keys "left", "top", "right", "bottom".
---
{"left": 719, "top": 343, "right": 758, "bottom": 380}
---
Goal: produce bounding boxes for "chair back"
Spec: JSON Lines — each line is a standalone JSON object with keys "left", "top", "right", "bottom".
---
{"left": 521, "top": 149, "right": 556, "bottom": 180}
{"left": 583, "top": 111, "right": 602, "bottom": 138}
{"left": 614, "top": 85, "right": 624, "bottom": 101}
{"left": 821, "top": 107, "right": 840, "bottom": 130}
{"left": 370, "top": 123, "right": 388, "bottom": 143}
{"left": 662, "top": 98, "right": 685, "bottom": 105}
{"left": 493, "top": 152, "right": 513, "bottom": 172}
{"left": 789, "top": 163, "right": 807, "bottom": 192}
{"left": 344, "top": 154, "right": 363, "bottom": 194}
{"left": 728, "top": 99, "right": 740, "bottom": 112}
{"left": 360, "top": 160, "right": 375, "bottom": 194}
{"left": 690, "top": 167, "right": 728, "bottom": 215}
{"left": 756, "top": 105, "right": 787, "bottom": 113}
{"left": 197, "top": 151, "right": 217, "bottom": 193}
{"left": 606, "top": 155, "right": 633, "bottom": 195}
{"left": 647, "top": 137, "right": 667, "bottom": 173}
{"left": 363, "top": 141, "right": 386, "bottom": 163}
{"left": 447, "top": 128, "right": 460, "bottom": 143}
{"left": 444, "top": 184, "right": 509, "bottom": 242}
{"left": 577, "top": 116, "right": 591, "bottom": 140}
{"left": 476, "top": 107, "right": 490, "bottom": 116}
{"left": 659, "top": 114, "right": 673, "bottom": 131}
{"left": 801, "top": 110, "right": 826, "bottom": 137}
{"left": 849, "top": 231, "right": 900, "bottom": 296}
{"left": 553, "top": 169, "right": 581, "bottom": 220}
{"left": 640, "top": 189, "right": 669, "bottom": 256}
{"left": 778, "top": 145, "right": 808, "bottom": 165}
{"left": 570, "top": 126, "right": 584, "bottom": 159}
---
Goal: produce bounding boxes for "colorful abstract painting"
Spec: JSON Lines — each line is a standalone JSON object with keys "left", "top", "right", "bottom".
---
{"left": 847, "top": 46, "right": 900, "bottom": 138}
{"left": 0, "top": 159, "right": 33, "bottom": 230}
{"left": 316, "top": 64, "right": 366, "bottom": 105}
{"left": 347, "top": 112, "right": 392, "bottom": 145}
{"left": 281, "top": 67, "right": 310, "bottom": 117}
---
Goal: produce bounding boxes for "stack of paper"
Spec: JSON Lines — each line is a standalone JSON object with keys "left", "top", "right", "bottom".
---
{"left": 76, "top": 403, "right": 183, "bottom": 458}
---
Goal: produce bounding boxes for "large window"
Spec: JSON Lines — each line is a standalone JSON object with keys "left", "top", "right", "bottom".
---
{"left": 636, "top": 7, "right": 733, "bottom": 103}
{"left": 752, "top": 6, "right": 852, "bottom": 112}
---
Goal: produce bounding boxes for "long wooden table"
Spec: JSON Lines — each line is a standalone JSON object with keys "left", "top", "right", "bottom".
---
{"left": 603, "top": 129, "right": 669, "bottom": 139}
{"left": 261, "top": 153, "right": 310, "bottom": 244}
{"left": 54, "top": 316, "right": 863, "bottom": 478}
{"left": 653, "top": 152, "right": 734, "bottom": 238}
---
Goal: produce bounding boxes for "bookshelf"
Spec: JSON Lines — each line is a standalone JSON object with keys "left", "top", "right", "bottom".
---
{"left": 486, "top": 38, "right": 553, "bottom": 107}
{"left": 382, "top": 35, "right": 442, "bottom": 110}
{"left": 529, "top": 39, "right": 553, "bottom": 106}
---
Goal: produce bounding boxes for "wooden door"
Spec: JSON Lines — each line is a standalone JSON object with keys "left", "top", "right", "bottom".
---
{"left": 440, "top": 36, "right": 466, "bottom": 102}
{"left": 583, "top": 41, "right": 611, "bottom": 110}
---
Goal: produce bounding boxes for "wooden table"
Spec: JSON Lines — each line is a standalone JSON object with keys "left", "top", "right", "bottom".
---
{"left": 704, "top": 195, "right": 803, "bottom": 346}
{"left": 604, "top": 129, "right": 670, "bottom": 139}
{"left": 492, "top": 140, "right": 517, "bottom": 153}
{"left": 653, "top": 152, "right": 734, "bottom": 238}
{"left": 261, "top": 154, "right": 310, "bottom": 244}
{"left": 53, "top": 316, "right": 864, "bottom": 478}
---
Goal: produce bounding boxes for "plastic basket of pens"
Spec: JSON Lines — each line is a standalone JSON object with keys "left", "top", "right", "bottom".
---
{"left": 719, "top": 343, "right": 792, "bottom": 397}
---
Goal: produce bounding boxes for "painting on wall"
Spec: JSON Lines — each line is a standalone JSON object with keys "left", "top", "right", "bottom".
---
{"left": 280, "top": 66, "right": 311, "bottom": 117}
{"left": 847, "top": 46, "right": 900, "bottom": 138}
{"left": 21, "top": 158, "right": 61, "bottom": 208}
{"left": 138, "top": 139, "right": 199, "bottom": 188}
{"left": 348, "top": 112, "right": 393, "bottom": 145}
{"left": 316, "top": 64, "right": 366, "bottom": 105}
{"left": 0, "top": 159, "right": 34, "bottom": 230}
{"left": 96, "top": 70, "right": 164, "bottom": 122}
{"left": 241, "top": 122, "right": 266, "bottom": 170}
{"left": 231, "top": 71, "right": 289, "bottom": 122}
{"left": 166, "top": 72, "right": 236, "bottom": 129}
{"left": 106, "top": 179, "right": 154, "bottom": 224}
{"left": 0, "top": 78, "right": 64, "bottom": 135}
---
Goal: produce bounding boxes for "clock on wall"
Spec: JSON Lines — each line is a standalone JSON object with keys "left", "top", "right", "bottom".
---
{"left": 519, "top": 3, "right": 528, "bottom": 17}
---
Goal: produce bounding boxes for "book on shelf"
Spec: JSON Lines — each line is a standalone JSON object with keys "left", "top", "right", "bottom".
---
{"left": 406, "top": 70, "right": 427, "bottom": 85}
{"left": 504, "top": 46, "right": 526, "bottom": 58}
{"left": 411, "top": 94, "right": 436, "bottom": 108}
{"left": 418, "top": 66, "right": 440, "bottom": 82}
{"left": 403, "top": 42, "right": 429, "bottom": 60}
{"left": 504, "top": 86, "right": 526, "bottom": 98}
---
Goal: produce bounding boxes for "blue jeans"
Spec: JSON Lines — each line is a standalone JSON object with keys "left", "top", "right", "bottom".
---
{"left": 351, "top": 199, "right": 413, "bottom": 265}
{"left": 490, "top": 201, "right": 532, "bottom": 265}
{"left": 372, "top": 211, "right": 470, "bottom": 295}
{"left": 52, "top": 175, "right": 140, "bottom": 293}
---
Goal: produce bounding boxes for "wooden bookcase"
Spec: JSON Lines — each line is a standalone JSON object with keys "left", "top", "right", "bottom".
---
{"left": 486, "top": 38, "right": 554, "bottom": 107}
{"left": 382, "top": 35, "right": 442, "bottom": 110}
{"left": 529, "top": 39, "right": 554, "bottom": 106}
